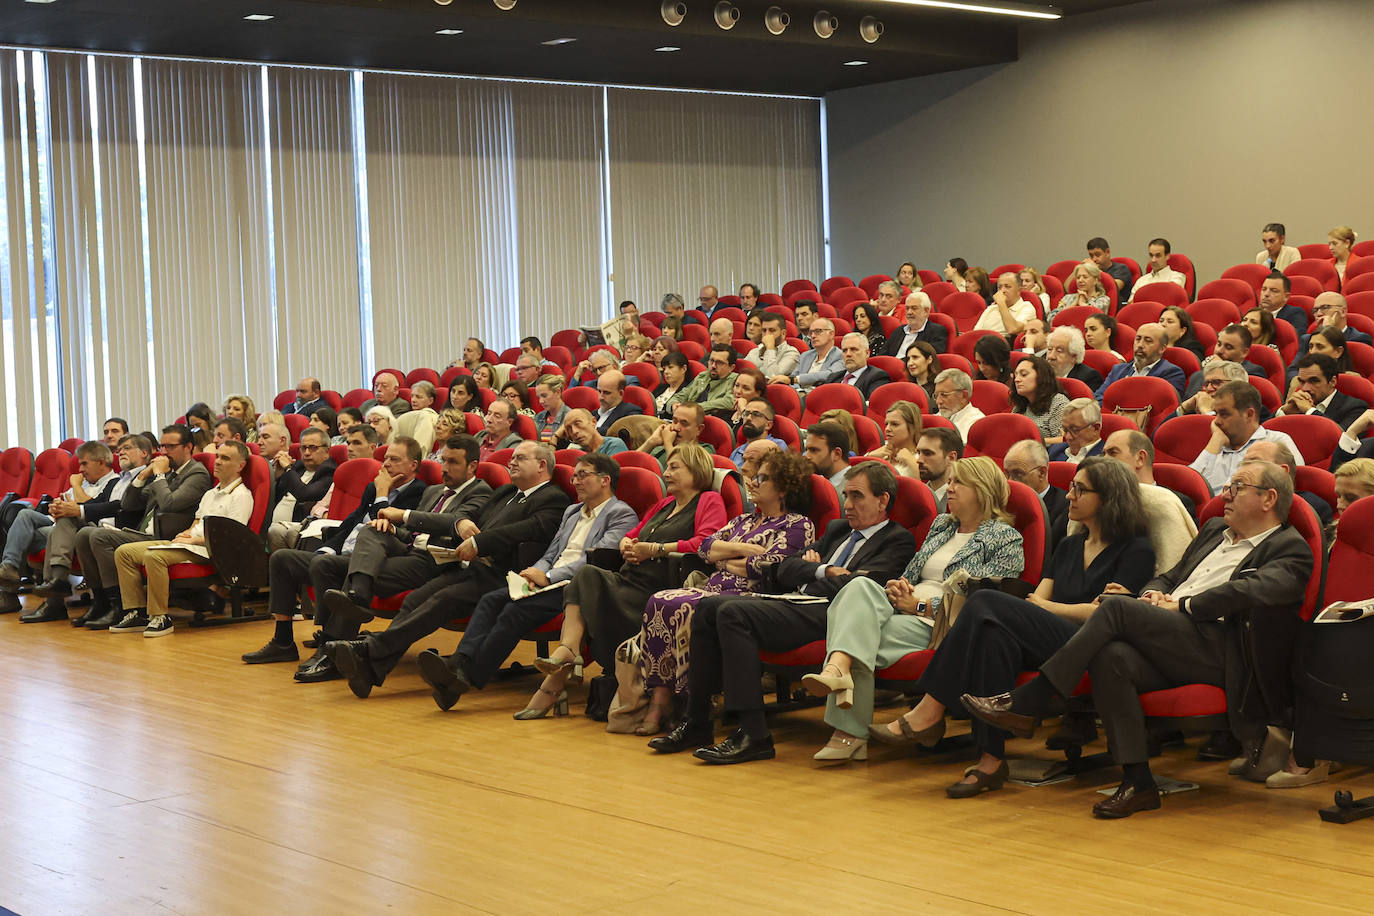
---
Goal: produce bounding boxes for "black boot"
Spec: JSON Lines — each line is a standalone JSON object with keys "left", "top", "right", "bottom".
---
{"left": 73, "top": 584, "right": 107, "bottom": 627}
{"left": 83, "top": 587, "right": 124, "bottom": 630}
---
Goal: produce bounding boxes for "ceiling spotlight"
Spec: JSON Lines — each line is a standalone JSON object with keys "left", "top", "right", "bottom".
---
{"left": 843, "top": 60, "right": 868, "bottom": 66}
{"left": 764, "top": 6, "right": 790, "bottom": 35}
{"left": 243, "top": 13, "right": 274, "bottom": 21}
{"left": 655, "top": 46, "right": 682, "bottom": 52}
{"left": 493, "top": 0, "right": 517, "bottom": 9}
{"left": 435, "top": 28, "right": 463, "bottom": 35}
{"left": 660, "top": 0, "right": 687, "bottom": 26}
{"left": 859, "top": 16, "right": 884, "bottom": 42}
{"left": 541, "top": 37, "right": 578, "bottom": 45}
{"left": 713, "top": 1, "right": 739, "bottom": 30}
{"left": 813, "top": 11, "right": 838, "bottom": 39}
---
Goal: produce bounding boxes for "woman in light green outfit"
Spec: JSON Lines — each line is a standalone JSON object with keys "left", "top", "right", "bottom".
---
{"left": 801, "top": 457, "right": 1024, "bottom": 764}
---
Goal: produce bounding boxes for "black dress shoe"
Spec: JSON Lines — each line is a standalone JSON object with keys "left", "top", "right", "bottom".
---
{"left": 649, "top": 720, "right": 716, "bottom": 754}
{"left": 30, "top": 578, "right": 71, "bottom": 598}
{"left": 1092, "top": 782, "right": 1162, "bottom": 819}
{"left": 325, "top": 639, "right": 376, "bottom": 698}
{"left": 321, "top": 589, "right": 374, "bottom": 631}
{"left": 0, "top": 591, "right": 21, "bottom": 614}
{"left": 242, "top": 640, "right": 300, "bottom": 664}
{"left": 297, "top": 644, "right": 326, "bottom": 670}
{"left": 83, "top": 607, "right": 121, "bottom": 630}
{"left": 1197, "top": 729, "right": 1242, "bottom": 761}
{"left": 961, "top": 692, "right": 1039, "bottom": 740}
{"left": 693, "top": 729, "right": 776, "bottom": 765}
{"left": 302, "top": 628, "right": 326, "bottom": 650}
{"left": 416, "top": 649, "right": 471, "bottom": 711}
{"left": 293, "top": 656, "right": 341, "bottom": 683}
{"left": 19, "top": 605, "right": 69, "bottom": 623}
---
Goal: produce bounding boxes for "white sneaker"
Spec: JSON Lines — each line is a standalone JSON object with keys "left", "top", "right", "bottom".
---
{"left": 110, "top": 611, "right": 149, "bottom": 633}
{"left": 143, "top": 615, "right": 174, "bottom": 638}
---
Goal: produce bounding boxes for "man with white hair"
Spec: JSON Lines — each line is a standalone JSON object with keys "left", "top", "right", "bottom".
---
{"left": 1048, "top": 398, "right": 1105, "bottom": 464}
{"left": 1178, "top": 357, "right": 1249, "bottom": 416}
{"left": 884, "top": 292, "right": 947, "bottom": 356}
{"left": 1045, "top": 326, "right": 1103, "bottom": 390}
{"left": 361, "top": 372, "right": 410, "bottom": 416}
{"left": 933, "top": 368, "right": 984, "bottom": 441}
{"left": 973, "top": 272, "right": 1035, "bottom": 335}
{"left": 778, "top": 318, "right": 843, "bottom": 392}
{"left": 836, "top": 333, "right": 888, "bottom": 400}
{"left": 1096, "top": 322, "right": 1187, "bottom": 399}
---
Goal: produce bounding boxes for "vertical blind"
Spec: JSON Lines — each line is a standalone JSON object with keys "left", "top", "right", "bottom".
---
{"left": 0, "top": 47, "right": 825, "bottom": 440}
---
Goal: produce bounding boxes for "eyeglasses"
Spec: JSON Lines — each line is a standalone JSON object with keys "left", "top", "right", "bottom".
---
{"left": 754, "top": 473, "right": 773, "bottom": 483}
{"left": 1005, "top": 466, "right": 1045, "bottom": 481}
{"left": 1221, "top": 481, "right": 1269, "bottom": 498}
{"left": 300, "top": 444, "right": 324, "bottom": 452}
{"left": 740, "top": 409, "right": 769, "bottom": 419}
{"left": 571, "top": 470, "right": 606, "bottom": 481}
{"left": 1201, "top": 378, "right": 1225, "bottom": 390}
{"left": 1061, "top": 423, "right": 1099, "bottom": 437}
{"left": 1068, "top": 482, "right": 1097, "bottom": 496}
{"left": 158, "top": 441, "right": 183, "bottom": 450}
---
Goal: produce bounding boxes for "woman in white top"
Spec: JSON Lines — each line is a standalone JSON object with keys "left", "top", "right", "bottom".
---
{"left": 943, "top": 257, "right": 969, "bottom": 292}
{"left": 1329, "top": 225, "right": 1360, "bottom": 285}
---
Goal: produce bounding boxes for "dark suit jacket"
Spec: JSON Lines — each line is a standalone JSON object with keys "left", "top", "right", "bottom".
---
{"left": 596, "top": 401, "right": 643, "bottom": 435}
{"left": 466, "top": 480, "right": 571, "bottom": 575}
{"left": 124, "top": 458, "right": 214, "bottom": 539}
{"left": 767, "top": 518, "right": 916, "bottom": 600}
{"left": 1047, "top": 439, "right": 1104, "bottom": 463}
{"left": 321, "top": 476, "right": 427, "bottom": 554}
{"left": 1274, "top": 305, "right": 1308, "bottom": 339}
{"left": 1066, "top": 361, "right": 1104, "bottom": 391}
{"left": 275, "top": 459, "right": 336, "bottom": 522}
{"left": 400, "top": 477, "right": 493, "bottom": 547}
{"left": 1151, "top": 518, "right": 1312, "bottom": 729}
{"left": 839, "top": 365, "right": 889, "bottom": 401}
{"left": 1042, "top": 485, "right": 1069, "bottom": 555}
{"left": 1097, "top": 359, "right": 1187, "bottom": 399}
{"left": 281, "top": 398, "right": 325, "bottom": 418}
{"left": 883, "top": 322, "right": 949, "bottom": 357}
{"left": 72, "top": 475, "right": 125, "bottom": 526}
{"left": 1315, "top": 390, "right": 1368, "bottom": 430}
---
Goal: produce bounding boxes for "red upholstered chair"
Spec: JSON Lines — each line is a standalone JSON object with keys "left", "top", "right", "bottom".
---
{"left": 698, "top": 416, "right": 734, "bottom": 456}
{"left": 785, "top": 288, "right": 824, "bottom": 309}
{"left": 273, "top": 389, "right": 295, "bottom": 411}
{"left": 939, "top": 292, "right": 989, "bottom": 334}
{"left": 711, "top": 454, "right": 736, "bottom": 472}
{"left": 1198, "top": 279, "right": 1255, "bottom": 312}
{"left": 405, "top": 368, "right": 440, "bottom": 388}
{"left": 341, "top": 388, "right": 372, "bottom": 409}
{"left": 807, "top": 474, "right": 842, "bottom": 533}
{"left": 850, "top": 415, "right": 884, "bottom": 454}
{"left": 542, "top": 346, "right": 575, "bottom": 377}
{"left": 1079, "top": 349, "right": 1121, "bottom": 381}
{"left": 12, "top": 448, "right": 72, "bottom": 509}
{"left": 1100, "top": 377, "right": 1179, "bottom": 436}
{"left": 922, "top": 414, "right": 954, "bottom": 431}
{"left": 1167, "top": 254, "right": 1196, "bottom": 300}
{"left": 319, "top": 390, "right": 342, "bottom": 412}
{"left": 1045, "top": 259, "right": 1080, "bottom": 288}
{"left": 560, "top": 387, "right": 599, "bottom": 412}
{"left": 1152, "top": 414, "right": 1216, "bottom": 465}
{"left": 1042, "top": 274, "right": 1065, "bottom": 309}
{"left": 681, "top": 324, "right": 709, "bottom": 349}
{"left": 550, "top": 465, "right": 576, "bottom": 501}
{"left": 948, "top": 328, "right": 1000, "bottom": 363}
{"left": 1327, "top": 497, "right": 1374, "bottom": 600}
{"left": 1047, "top": 460, "right": 1075, "bottom": 493}
{"left": 867, "top": 355, "right": 905, "bottom": 384}
{"left": 1273, "top": 319, "right": 1299, "bottom": 363}
{"left": 614, "top": 466, "right": 664, "bottom": 518}
{"left": 550, "top": 329, "right": 585, "bottom": 359}
{"left": 717, "top": 473, "right": 744, "bottom": 518}
{"left": 990, "top": 263, "right": 1025, "bottom": 281}
{"left": 1186, "top": 297, "right": 1242, "bottom": 332}
{"left": 621, "top": 387, "right": 655, "bottom": 418}
{"left": 937, "top": 353, "right": 974, "bottom": 377}
{"left": 917, "top": 269, "right": 942, "bottom": 286}
{"left": 730, "top": 339, "right": 754, "bottom": 358}
{"left": 858, "top": 274, "right": 892, "bottom": 298}
{"left": 782, "top": 278, "right": 816, "bottom": 298}
{"left": 1288, "top": 275, "right": 1326, "bottom": 298}
{"left": 475, "top": 461, "right": 511, "bottom": 489}
{"left": 1130, "top": 282, "right": 1189, "bottom": 309}
{"left": 1263, "top": 414, "right": 1343, "bottom": 469}
{"left": 1115, "top": 257, "right": 1142, "bottom": 287}
{"left": 768, "top": 416, "right": 803, "bottom": 452}
{"left": 1250, "top": 376, "right": 1282, "bottom": 416}
{"left": 487, "top": 448, "right": 515, "bottom": 468}
{"left": 1346, "top": 257, "right": 1374, "bottom": 284}
{"left": 463, "top": 414, "right": 485, "bottom": 437}
{"left": 611, "top": 451, "right": 662, "bottom": 474}
{"left": 1049, "top": 305, "right": 1097, "bottom": 331}
{"left": 964, "top": 414, "right": 1043, "bottom": 465}
{"left": 1152, "top": 463, "right": 1211, "bottom": 514}
{"left": 288, "top": 444, "right": 300, "bottom": 461}
{"left": 416, "top": 460, "right": 442, "bottom": 486}
{"left": 282, "top": 414, "right": 309, "bottom": 442}
{"left": 1346, "top": 290, "right": 1374, "bottom": 322}
{"left": 1244, "top": 345, "right": 1285, "bottom": 390}
{"left": 924, "top": 311, "right": 957, "bottom": 344}
{"left": 1057, "top": 377, "right": 1094, "bottom": 400}
{"left": 553, "top": 449, "right": 582, "bottom": 467}
{"left": 764, "top": 384, "right": 802, "bottom": 424}
{"left": 1286, "top": 258, "right": 1340, "bottom": 293}
{"left": 801, "top": 383, "right": 865, "bottom": 427}
{"left": 1298, "top": 243, "right": 1333, "bottom": 260}
{"left": 1335, "top": 374, "right": 1374, "bottom": 409}
{"left": 922, "top": 281, "right": 957, "bottom": 308}
{"left": 1163, "top": 346, "right": 1200, "bottom": 379}
{"left": 439, "top": 365, "right": 472, "bottom": 387}
{"left": 891, "top": 474, "right": 939, "bottom": 545}
{"left": 1296, "top": 465, "right": 1336, "bottom": 516}
{"left": 866, "top": 382, "right": 928, "bottom": 419}
{"left": 1005, "top": 479, "right": 1048, "bottom": 582}
{"left": 327, "top": 458, "right": 379, "bottom": 518}
{"left": 1348, "top": 332, "right": 1374, "bottom": 373}
{"left": 970, "top": 380, "right": 1012, "bottom": 415}
{"left": 820, "top": 276, "right": 856, "bottom": 299}
{"left": 1117, "top": 301, "right": 1165, "bottom": 330}
{"left": 1222, "top": 263, "right": 1272, "bottom": 296}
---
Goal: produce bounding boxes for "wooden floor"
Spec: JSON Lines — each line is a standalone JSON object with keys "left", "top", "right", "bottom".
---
{"left": 1, "top": 598, "right": 1372, "bottom": 916}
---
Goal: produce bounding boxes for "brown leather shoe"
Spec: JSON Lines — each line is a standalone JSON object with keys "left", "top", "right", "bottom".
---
{"left": 960, "top": 692, "right": 1038, "bottom": 739}
{"left": 1092, "top": 783, "right": 1162, "bottom": 819}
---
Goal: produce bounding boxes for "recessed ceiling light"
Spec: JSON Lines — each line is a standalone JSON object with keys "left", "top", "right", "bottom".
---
{"left": 655, "top": 46, "right": 681, "bottom": 52}
{"left": 243, "top": 14, "right": 274, "bottom": 21}
{"left": 870, "top": 0, "right": 1060, "bottom": 20}
{"left": 843, "top": 60, "right": 869, "bottom": 66}
{"left": 435, "top": 28, "right": 464, "bottom": 35}
{"left": 541, "top": 37, "right": 578, "bottom": 45}
{"left": 25, "top": 0, "right": 59, "bottom": 5}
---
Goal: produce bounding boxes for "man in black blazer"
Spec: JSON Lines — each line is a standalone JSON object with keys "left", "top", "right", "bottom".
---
{"left": 964, "top": 458, "right": 1312, "bottom": 818}
{"left": 594, "top": 369, "right": 643, "bottom": 435}
{"left": 266, "top": 427, "right": 336, "bottom": 532}
{"left": 835, "top": 333, "right": 889, "bottom": 401}
{"left": 324, "top": 439, "right": 570, "bottom": 697}
{"left": 883, "top": 295, "right": 948, "bottom": 357}
{"left": 1046, "top": 327, "right": 1103, "bottom": 391}
{"left": 264, "top": 438, "right": 429, "bottom": 673}
{"left": 1004, "top": 440, "right": 1067, "bottom": 554}
{"left": 650, "top": 462, "right": 917, "bottom": 763}
{"left": 280, "top": 377, "right": 326, "bottom": 418}
{"left": 1277, "top": 353, "right": 1367, "bottom": 430}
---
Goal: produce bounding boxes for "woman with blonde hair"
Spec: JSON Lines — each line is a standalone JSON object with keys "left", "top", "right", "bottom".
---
{"left": 1049, "top": 262, "right": 1109, "bottom": 323}
{"left": 964, "top": 267, "right": 993, "bottom": 306}
{"left": 1019, "top": 267, "right": 1050, "bottom": 311}
{"left": 223, "top": 394, "right": 260, "bottom": 441}
{"left": 866, "top": 400, "right": 923, "bottom": 477}
{"left": 801, "top": 456, "right": 1025, "bottom": 764}
{"left": 472, "top": 362, "right": 498, "bottom": 390}
{"left": 427, "top": 408, "right": 466, "bottom": 462}
{"left": 1329, "top": 225, "right": 1361, "bottom": 286}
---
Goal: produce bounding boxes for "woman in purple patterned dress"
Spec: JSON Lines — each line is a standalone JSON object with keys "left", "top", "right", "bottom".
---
{"left": 636, "top": 449, "right": 816, "bottom": 734}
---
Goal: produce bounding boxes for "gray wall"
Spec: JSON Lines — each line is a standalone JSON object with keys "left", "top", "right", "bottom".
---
{"left": 825, "top": 0, "right": 1374, "bottom": 287}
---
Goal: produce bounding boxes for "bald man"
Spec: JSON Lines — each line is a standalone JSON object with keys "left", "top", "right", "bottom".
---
{"left": 1095, "top": 322, "right": 1186, "bottom": 398}
{"left": 709, "top": 318, "right": 735, "bottom": 348}
{"left": 973, "top": 272, "right": 1035, "bottom": 335}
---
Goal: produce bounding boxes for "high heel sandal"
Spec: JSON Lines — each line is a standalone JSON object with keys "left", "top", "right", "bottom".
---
{"left": 800, "top": 664, "right": 855, "bottom": 709}
{"left": 534, "top": 644, "right": 584, "bottom": 683}
{"left": 634, "top": 699, "right": 673, "bottom": 736}
{"left": 513, "top": 687, "right": 569, "bottom": 720}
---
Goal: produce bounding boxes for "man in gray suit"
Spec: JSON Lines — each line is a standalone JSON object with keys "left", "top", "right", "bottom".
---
{"left": 964, "top": 458, "right": 1312, "bottom": 819}
{"left": 80, "top": 424, "right": 213, "bottom": 630}
{"left": 416, "top": 451, "right": 639, "bottom": 710}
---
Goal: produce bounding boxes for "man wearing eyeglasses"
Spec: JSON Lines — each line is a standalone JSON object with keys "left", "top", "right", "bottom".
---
{"left": 669, "top": 343, "right": 738, "bottom": 416}
{"left": 1297, "top": 292, "right": 1373, "bottom": 359}
{"left": 263, "top": 428, "right": 337, "bottom": 551}
{"left": 964, "top": 457, "right": 1312, "bottom": 819}
{"left": 1047, "top": 398, "right": 1105, "bottom": 465}
{"left": 730, "top": 399, "right": 787, "bottom": 469}
{"left": 78, "top": 424, "right": 213, "bottom": 630}
{"left": 416, "top": 452, "right": 639, "bottom": 711}
{"left": 1178, "top": 358, "right": 1248, "bottom": 417}
{"left": 1191, "top": 381, "right": 1304, "bottom": 495}
{"left": 696, "top": 285, "right": 725, "bottom": 322}
{"left": 1003, "top": 439, "right": 1067, "bottom": 552}
{"left": 776, "top": 319, "right": 842, "bottom": 392}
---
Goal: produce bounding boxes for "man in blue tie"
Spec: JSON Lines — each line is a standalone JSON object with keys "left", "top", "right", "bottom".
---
{"left": 648, "top": 462, "right": 916, "bottom": 763}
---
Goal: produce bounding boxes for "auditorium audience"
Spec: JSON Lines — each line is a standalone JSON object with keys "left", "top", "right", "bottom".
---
{"left": 1329, "top": 225, "right": 1361, "bottom": 285}
{"left": 365, "top": 405, "right": 396, "bottom": 445}
{"left": 1126, "top": 238, "right": 1186, "bottom": 302}
{"left": 1083, "top": 312, "right": 1124, "bottom": 362}
{"left": 477, "top": 399, "right": 523, "bottom": 461}
{"left": 972, "top": 334, "right": 1012, "bottom": 385}
{"left": 648, "top": 334, "right": 680, "bottom": 368}
{"left": 281, "top": 378, "right": 325, "bottom": 417}
{"left": 670, "top": 344, "right": 737, "bottom": 415}
{"left": 310, "top": 407, "right": 340, "bottom": 444}
{"left": 363, "top": 372, "right": 411, "bottom": 416}
{"left": 394, "top": 381, "right": 439, "bottom": 454}
{"left": 836, "top": 333, "right": 889, "bottom": 400}
{"left": 639, "top": 402, "right": 713, "bottom": 467}
{"left": 223, "top": 395, "right": 260, "bottom": 441}
{"left": 1094, "top": 429, "right": 1197, "bottom": 571}
{"left": 1190, "top": 381, "right": 1303, "bottom": 494}
{"left": 904, "top": 341, "right": 940, "bottom": 401}
{"left": 560, "top": 408, "right": 627, "bottom": 457}
{"left": 445, "top": 375, "right": 482, "bottom": 414}
{"left": 1086, "top": 237, "right": 1133, "bottom": 298}
{"left": 1049, "top": 262, "right": 1109, "bottom": 323}
{"left": 886, "top": 294, "right": 946, "bottom": 357}
{"left": 1178, "top": 358, "right": 1248, "bottom": 416}
{"left": 943, "top": 257, "right": 969, "bottom": 291}
{"left": 974, "top": 272, "right": 1033, "bottom": 335}
{"left": 1242, "top": 308, "right": 1277, "bottom": 351}
{"left": 915, "top": 427, "right": 962, "bottom": 513}
{"left": 1260, "top": 272, "right": 1308, "bottom": 338}
{"left": 653, "top": 352, "right": 693, "bottom": 418}
{"left": 804, "top": 421, "right": 852, "bottom": 501}
{"left": 1097, "top": 322, "right": 1186, "bottom": 398}
{"left": 785, "top": 319, "right": 843, "bottom": 391}
{"left": 1048, "top": 398, "right": 1104, "bottom": 463}
{"left": 1019, "top": 267, "right": 1050, "bottom": 311}
{"left": 964, "top": 267, "right": 993, "bottom": 306}
{"left": 851, "top": 303, "right": 887, "bottom": 355}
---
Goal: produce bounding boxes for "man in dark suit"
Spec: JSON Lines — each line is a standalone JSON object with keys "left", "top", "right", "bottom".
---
{"left": 1047, "top": 398, "right": 1105, "bottom": 464}
{"left": 1046, "top": 327, "right": 1103, "bottom": 391}
{"left": 1181, "top": 325, "right": 1266, "bottom": 399}
{"left": 649, "top": 462, "right": 916, "bottom": 763}
{"left": 416, "top": 452, "right": 640, "bottom": 710}
{"left": 883, "top": 294, "right": 948, "bottom": 357}
{"left": 594, "top": 369, "right": 642, "bottom": 435}
{"left": 264, "top": 437, "right": 431, "bottom": 673}
{"left": 964, "top": 458, "right": 1312, "bottom": 818}
{"left": 694, "top": 284, "right": 727, "bottom": 323}
{"left": 323, "top": 439, "right": 570, "bottom": 697}
{"left": 360, "top": 371, "right": 411, "bottom": 417}
{"left": 79, "top": 424, "right": 213, "bottom": 630}
{"left": 1096, "top": 322, "right": 1186, "bottom": 399}
{"left": 265, "top": 427, "right": 335, "bottom": 535}
{"left": 1301, "top": 291, "right": 1374, "bottom": 351}
{"left": 280, "top": 377, "right": 326, "bottom": 417}
{"left": 1259, "top": 272, "right": 1309, "bottom": 339}
{"left": 1277, "top": 353, "right": 1367, "bottom": 430}
{"left": 835, "top": 333, "right": 889, "bottom": 401}
{"left": 1004, "top": 440, "right": 1067, "bottom": 554}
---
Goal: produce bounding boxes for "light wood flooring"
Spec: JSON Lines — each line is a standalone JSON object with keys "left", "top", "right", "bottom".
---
{"left": 0, "top": 597, "right": 1371, "bottom": 915}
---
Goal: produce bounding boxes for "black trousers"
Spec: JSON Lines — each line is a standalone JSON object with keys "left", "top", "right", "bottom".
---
{"left": 916, "top": 590, "right": 1080, "bottom": 758}
{"left": 1040, "top": 595, "right": 1227, "bottom": 765}
{"left": 687, "top": 594, "right": 829, "bottom": 734}
{"left": 347, "top": 527, "right": 436, "bottom": 588}
{"left": 451, "top": 587, "right": 565, "bottom": 688}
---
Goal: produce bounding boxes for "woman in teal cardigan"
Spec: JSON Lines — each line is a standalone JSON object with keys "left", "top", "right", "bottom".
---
{"left": 802, "top": 456, "right": 1025, "bottom": 764}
